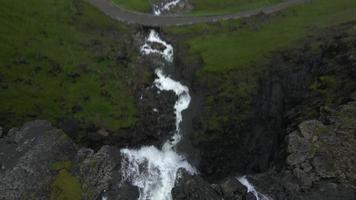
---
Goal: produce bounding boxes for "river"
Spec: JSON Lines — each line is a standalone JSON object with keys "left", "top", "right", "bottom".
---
{"left": 116, "top": 1, "right": 271, "bottom": 200}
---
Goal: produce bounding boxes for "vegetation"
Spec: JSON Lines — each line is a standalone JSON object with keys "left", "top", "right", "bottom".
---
{"left": 0, "top": 0, "right": 143, "bottom": 132}
{"left": 172, "top": 0, "right": 356, "bottom": 176}
{"left": 188, "top": 0, "right": 282, "bottom": 15}
{"left": 112, "top": 0, "right": 152, "bottom": 12}
{"left": 50, "top": 169, "right": 82, "bottom": 200}
{"left": 167, "top": 0, "right": 356, "bottom": 72}
{"left": 51, "top": 160, "right": 73, "bottom": 171}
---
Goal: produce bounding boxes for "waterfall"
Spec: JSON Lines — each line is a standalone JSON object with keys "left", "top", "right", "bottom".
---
{"left": 237, "top": 176, "right": 272, "bottom": 200}
{"left": 119, "top": 1, "right": 196, "bottom": 200}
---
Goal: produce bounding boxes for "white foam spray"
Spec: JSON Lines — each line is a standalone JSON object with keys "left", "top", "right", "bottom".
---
{"left": 154, "top": 0, "right": 181, "bottom": 15}
{"left": 119, "top": 2, "right": 196, "bottom": 200}
{"left": 237, "top": 176, "right": 272, "bottom": 200}
{"left": 140, "top": 30, "right": 174, "bottom": 62}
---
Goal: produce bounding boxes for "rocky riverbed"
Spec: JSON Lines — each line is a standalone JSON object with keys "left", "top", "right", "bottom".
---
{"left": 0, "top": 92, "right": 355, "bottom": 199}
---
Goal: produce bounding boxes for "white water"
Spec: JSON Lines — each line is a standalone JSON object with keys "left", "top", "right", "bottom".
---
{"left": 119, "top": 1, "right": 197, "bottom": 200}
{"left": 237, "top": 176, "right": 272, "bottom": 200}
{"left": 115, "top": 1, "right": 273, "bottom": 200}
{"left": 154, "top": 0, "right": 181, "bottom": 15}
{"left": 140, "top": 30, "right": 174, "bottom": 62}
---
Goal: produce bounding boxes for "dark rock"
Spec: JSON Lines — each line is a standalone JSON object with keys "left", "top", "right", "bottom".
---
{"left": 108, "top": 182, "right": 139, "bottom": 200}
{"left": 0, "top": 126, "right": 3, "bottom": 137}
{"left": 0, "top": 120, "right": 78, "bottom": 200}
{"left": 220, "top": 177, "right": 247, "bottom": 199}
{"left": 59, "top": 119, "right": 80, "bottom": 137}
{"left": 172, "top": 170, "right": 222, "bottom": 200}
{"left": 79, "top": 145, "right": 123, "bottom": 200}
{"left": 97, "top": 129, "right": 110, "bottom": 137}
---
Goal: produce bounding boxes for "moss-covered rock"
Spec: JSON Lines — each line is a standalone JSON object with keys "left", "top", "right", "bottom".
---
{"left": 50, "top": 169, "right": 83, "bottom": 200}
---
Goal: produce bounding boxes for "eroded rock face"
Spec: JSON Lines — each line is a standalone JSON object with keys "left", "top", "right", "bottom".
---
{"left": 286, "top": 102, "right": 356, "bottom": 190}
{"left": 246, "top": 96, "right": 356, "bottom": 200}
{"left": 0, "top": 120, "right": 77, "bottom": 200}
{"left": 0, "top": 121, "right": 139, "bottom": 200}
{"left": 172, "top": 169, "right": 223, "bottom": 200}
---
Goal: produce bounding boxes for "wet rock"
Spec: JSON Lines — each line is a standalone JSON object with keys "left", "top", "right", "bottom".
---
{"left": 97, "top": 129, "right": 110, "bottom": 137}
{"left": 220, "top": 177, "right": 247, "bottom": 199}
{"left": 108, "top": 182, "right": 139, "bottom": 200}
{"left": 351, "top": 91, "right": 356, "bottom": 101}
{"left": 172, "top": 170, "right": 222, "bottom": 200}
{"left": 79, "top": 145, "right": 123, "bottom": 200}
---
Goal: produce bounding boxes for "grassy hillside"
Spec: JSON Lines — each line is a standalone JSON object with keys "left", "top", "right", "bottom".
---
{"left": 167, "top": 0, "right": 356, "bottom": 72}
{"left": 112, "top": 0, "right": 152, "bottom": 12}
{"left": 163, "top": 0, "right": 356, "bottom": 178}
{"left": 189, "top": 0, "right": 282, "bottom": 15}
{"left": 0, "top": 0, "right": 144, "bottom": 132}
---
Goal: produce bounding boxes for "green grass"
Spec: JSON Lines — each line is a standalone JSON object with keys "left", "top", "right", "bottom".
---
{"left": 50, "top": 169, "right": 82, "bottom": 200}
{"left": 188, "top": 0, "right": 283, "bottom": 15}
{"left": 0, "top": 0, "right": 141, "bottom": 132}
{"left": 167, "top": 0, "right": 356, "bottom": 72}
{"left": 112, "top": 0, "right": 151, "bottom": 12}
{"left": 51, "top": 161, "right": 73, "bottom": 171}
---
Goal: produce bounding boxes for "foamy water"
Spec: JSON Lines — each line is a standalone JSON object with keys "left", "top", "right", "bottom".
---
{"left": 116, "top": 1, "right": 272, "bottom": 200}
{"left": 119, "top": 2, "right": 197, "bottom": 199}
{"left": 237, "top": 176, "right": 272, "bottom": 200}
{"left": 140, "top": 30, "right": 174, "bottom": 62}
{"left": 153, "top": 0, "right": 181, "bottom": 15}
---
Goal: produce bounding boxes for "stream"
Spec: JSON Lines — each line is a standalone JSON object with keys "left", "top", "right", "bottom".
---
{"left": 117, "top": 1, "right": 271, "bottom": 200}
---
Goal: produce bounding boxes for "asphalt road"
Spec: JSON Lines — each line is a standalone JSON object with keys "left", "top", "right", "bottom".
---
{"left": 87, "top": 0, "right": 310, "bottom": 27}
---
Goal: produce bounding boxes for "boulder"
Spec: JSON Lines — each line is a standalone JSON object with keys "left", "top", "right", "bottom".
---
{"left": 79, "top": 145, "right": 125, "bottom": 200}
{"left": 0, "top": 120, "right": 78, "bottom": 200}
{"left": 172, "top": 169, "right": 223, "bottom": 200}
{"left": 220, "top": 177, "right": 247, "bottom": 199}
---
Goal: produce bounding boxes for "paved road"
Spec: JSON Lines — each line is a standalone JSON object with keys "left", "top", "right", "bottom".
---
{"left": 87, "top": 0, "right": 310, "bottom": 27}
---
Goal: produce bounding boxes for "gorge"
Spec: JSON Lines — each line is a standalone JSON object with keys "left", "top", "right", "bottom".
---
{"left": 0, "top": 0, "right": 355, "bottom": 200}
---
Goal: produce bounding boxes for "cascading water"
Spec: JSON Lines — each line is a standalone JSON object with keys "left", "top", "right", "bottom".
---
{"left": 119, "top": 1, "right": 196, "bottom": 200}
{"left": 237, "top": 176, "right": 272, "bottom": 200}
{"left": 153, "top": 0, "right": 181, "bottom": 15}
{"left": 116, "top": 1, "right": 273, "bottom": 200}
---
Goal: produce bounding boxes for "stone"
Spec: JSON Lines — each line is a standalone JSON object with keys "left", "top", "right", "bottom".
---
{"left": 172, "top": 169, "right": 222, "bottom": 200}
{"left": 108, "top": 182, "right": 139, "bottom": 200}
{"left": 312, "top": 153, "right": 336, "bottom": 178}
{"left": 79, "top": 145, "right": 123, "bottom": 200}
{"left": 0, "top": 126, "right": 3, "bottom": 137}
{"left": 298, "top": 120, "right": 325, "bottom": 139}
{"left": 351, "top": 91, "right": 356, "bottom": 101}
{"left": 220, "top": 177, "right": 247, "bottom": 198}
{"left": 97, "top": 129, "right": 110, "bottom": 137}
{"left": 0, "top": 120, "right": 78, "bottom": 200}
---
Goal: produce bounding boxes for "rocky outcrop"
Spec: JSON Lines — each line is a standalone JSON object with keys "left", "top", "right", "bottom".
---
{"left": 172, "top": 170, "right": 264, "bottom": 200}
{"left": 0, "top": 120, "right": 77, "bottom": 200}
{"left": 190, "top": 22, "right": 356, "bottom": 181}
{"left": 287, "top": 97, "right": 356, "bottom": 194}
{"left": 0, "top": 120, "right": 139, "bottom": 200}
{"left": 172, "top": 170, "right": 222, "bottom": 200}
{"left": 246, "top": 95, "right": 356, "bottom": 200}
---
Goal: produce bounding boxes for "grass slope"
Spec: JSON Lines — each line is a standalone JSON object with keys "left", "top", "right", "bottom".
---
{"left": 189, "top": 0, "right": 282, "bottom": 15}
{"left": 167, "top": 0, "right": 356, "bottom": 72}
{"left": 112, "top": 0, "right": 152, "bottom": 12}
{"left": 0, "top": 0, "right": 140, "bottom": 132}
